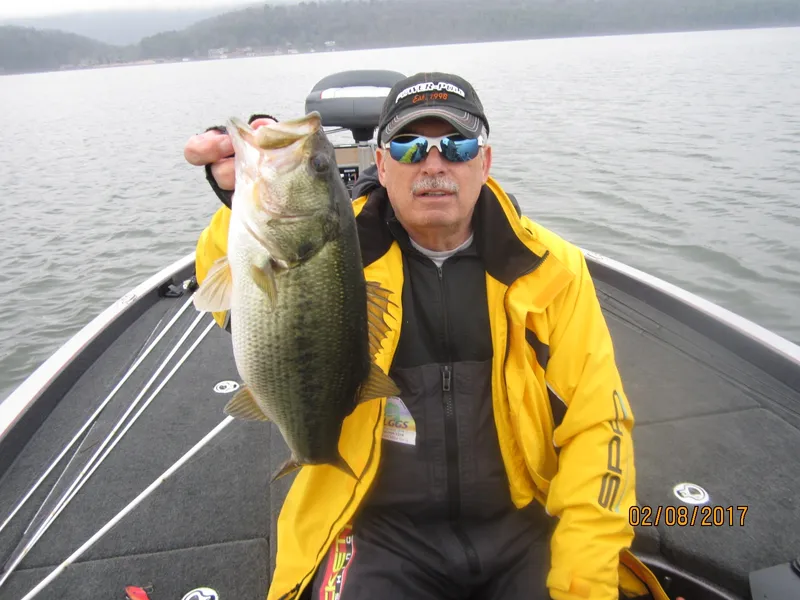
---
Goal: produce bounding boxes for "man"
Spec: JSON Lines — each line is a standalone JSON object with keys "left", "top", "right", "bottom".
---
{"left": 185, "top": 72, "right": 665, "bottom": 600}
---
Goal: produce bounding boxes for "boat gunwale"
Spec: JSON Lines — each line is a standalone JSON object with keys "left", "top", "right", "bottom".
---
{"left": 2, "top": 247, "right": 798, "bottom": 475}
{"left": 583, "top": 248, "right": 800, "bottom": 391}
{"left": 0, "top": 252, "right": 196, "bottom": 475}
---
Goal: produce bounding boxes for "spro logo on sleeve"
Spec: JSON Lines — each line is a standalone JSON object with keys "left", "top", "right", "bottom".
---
{"left": 598, "top": 390, "right": 627, "bottom": 510}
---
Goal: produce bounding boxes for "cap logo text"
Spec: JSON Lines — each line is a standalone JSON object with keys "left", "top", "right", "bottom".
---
{"left": 395, "top": 82, "right": 466, "bottom": 103}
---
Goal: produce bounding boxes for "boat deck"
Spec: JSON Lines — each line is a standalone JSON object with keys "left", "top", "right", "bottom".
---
{"left": 1, "top": 258, "right": 798, "bottom": 600}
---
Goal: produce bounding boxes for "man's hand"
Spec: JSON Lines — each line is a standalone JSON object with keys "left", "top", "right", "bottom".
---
{"left": 183, "top": 117, "right": 277, "bottom": 191}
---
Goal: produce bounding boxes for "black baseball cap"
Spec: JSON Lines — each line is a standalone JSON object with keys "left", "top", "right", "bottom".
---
{"left": 377, "top": 72, "right": 490, "bottom": 145}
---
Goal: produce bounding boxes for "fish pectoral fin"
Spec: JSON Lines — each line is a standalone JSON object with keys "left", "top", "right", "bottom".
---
{"left": 365, "top": 281, "right": 396, "bottom": 358}
{"left": 250, "top": 260, "right": 278, "bottom": 306}
{"left": 357, "top": 362, "right": 401, "bottom": 403}
{"left": 223, "top": 385, "right": 271, "bottom": 421}
{"left": 271, "top": 457, "right": 303, "bottom": 482}
{"left": 193, "top": 255, "right": 233, "bottom": 312}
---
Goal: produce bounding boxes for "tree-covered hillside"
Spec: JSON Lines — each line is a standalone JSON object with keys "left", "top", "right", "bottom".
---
{"left": 2, "top": 0, "right": 799, "bottom": 75}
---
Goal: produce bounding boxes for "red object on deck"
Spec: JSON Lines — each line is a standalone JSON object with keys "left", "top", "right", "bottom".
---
{"left": 124, "top": 586, "right": 152, "bottom": 600}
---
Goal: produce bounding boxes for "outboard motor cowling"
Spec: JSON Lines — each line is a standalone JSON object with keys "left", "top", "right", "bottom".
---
{"left": 305, "top": 70, "right": 406, "bottom": 193}
{"left": 305, "top": 69, "right": 405, "bottom": 141}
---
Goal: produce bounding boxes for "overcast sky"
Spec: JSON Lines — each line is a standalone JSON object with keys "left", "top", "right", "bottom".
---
{"left": 0, "top": 0, "right": 251, "bottom": 19}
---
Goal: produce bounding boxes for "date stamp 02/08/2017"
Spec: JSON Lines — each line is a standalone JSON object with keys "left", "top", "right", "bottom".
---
{"left": 629, "top": 505, "right": 749, "bottom": 527}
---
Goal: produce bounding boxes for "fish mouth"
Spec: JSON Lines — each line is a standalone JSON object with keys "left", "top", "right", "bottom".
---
{"left": 227, "top": 112, "right": 322, "bottom": 175}
{"left": 227, "top": 112, "right": 321, "bottom": 150}
{"left": 253, "top": 112, "right": 322, "bottom": 150}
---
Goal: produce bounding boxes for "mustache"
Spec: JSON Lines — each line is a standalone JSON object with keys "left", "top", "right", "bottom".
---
{"left": 411, "top": 176, "right": 459, "bottom": 195}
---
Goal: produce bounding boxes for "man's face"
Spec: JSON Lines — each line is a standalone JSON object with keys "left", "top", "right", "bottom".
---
{"left": 376, "top": 117, "right": 492, "bottom": 240}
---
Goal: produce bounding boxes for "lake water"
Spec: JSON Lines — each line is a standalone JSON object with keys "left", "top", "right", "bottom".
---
{"left": 1, "top": 26, "right": 799, "bottom": 401}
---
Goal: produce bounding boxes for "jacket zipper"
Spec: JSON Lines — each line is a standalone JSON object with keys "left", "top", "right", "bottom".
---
{"left": 437, "top": 265, "right": 481, "bottom": 575}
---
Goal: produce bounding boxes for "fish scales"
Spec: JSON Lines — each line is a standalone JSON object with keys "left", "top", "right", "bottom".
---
{"left": 232, "top": 232, "right": 370, "bottom": 461}
{"left": 192, "top": 112, "right": 399, "bottom": 481}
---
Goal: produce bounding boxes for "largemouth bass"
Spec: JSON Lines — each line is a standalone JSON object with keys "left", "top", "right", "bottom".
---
{"left": 193, "top": 112, "right": 399, "bottom": 481}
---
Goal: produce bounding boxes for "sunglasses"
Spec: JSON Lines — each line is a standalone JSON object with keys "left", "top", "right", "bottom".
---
{"left": 383, "top": 133, "right": 484, "bottom": 164}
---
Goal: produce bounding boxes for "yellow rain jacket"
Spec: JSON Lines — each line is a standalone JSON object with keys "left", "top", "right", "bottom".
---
{"left": 195, "top": 176, "right": 668, "bottom": 600}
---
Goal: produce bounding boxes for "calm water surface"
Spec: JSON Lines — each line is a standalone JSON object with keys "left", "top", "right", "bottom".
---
{"left": 1, "top": 26, "right": 799, "bottom": 401}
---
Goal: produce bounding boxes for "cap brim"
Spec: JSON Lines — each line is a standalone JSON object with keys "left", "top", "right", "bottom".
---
{"left": 381, "top": 106, "right": 483, "bottom": 143}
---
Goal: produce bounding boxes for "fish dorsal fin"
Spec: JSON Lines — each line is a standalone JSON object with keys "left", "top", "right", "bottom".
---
{"left": 193, "top": 255, "right": 233, "bottom": 312}
{"left": 365, "top": 280, "right": 396, "bottom": 358}
{"left": 224, "top": 385, "right": 271, "bottom": 421}
{"left": 358, "top": 362, "right": 400, "bottom": 403}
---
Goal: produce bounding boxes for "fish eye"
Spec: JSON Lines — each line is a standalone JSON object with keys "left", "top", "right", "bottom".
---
{"left": 311, "top": 153, "right": 329, "bottom": 174}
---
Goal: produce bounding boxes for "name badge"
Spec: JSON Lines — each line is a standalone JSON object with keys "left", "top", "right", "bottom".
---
{"left": 382, "top": 396, "right": 416, "bottom": 446}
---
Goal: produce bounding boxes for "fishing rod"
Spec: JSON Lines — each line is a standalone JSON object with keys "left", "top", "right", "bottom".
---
{"left": 0, "top": 295, "right": 196, "bottom": 539}
{"left": 20, "top": 414, "right": 236, "bottom": 600}
{"left": 18, "top": 302, "right": 194, "bottom": 539}
{"left": 0, "top": 313, "right": 213, "bottom": 590}
{"left": 30, "top": 315, "right": 217, "bottom": 545}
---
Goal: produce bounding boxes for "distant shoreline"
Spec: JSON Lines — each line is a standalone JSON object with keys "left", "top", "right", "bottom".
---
{"left": 3, "top": 23, "right": 799, "bottom": 77}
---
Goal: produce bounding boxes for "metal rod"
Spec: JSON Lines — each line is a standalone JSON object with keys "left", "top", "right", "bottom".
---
{"left": 0, "top": 314, "right": 211, "bottom": 590}
{"left": 36, "top": 318, "right": 217, "bottom": 537}
{"left": 22, "top": 310, "right": 178, "bottom": 538}
{"left": 0, "top": 296, "right": 195, "bottom": 538}
{"left": 19, "top": 415, "right": 235, "bottom": 600}
{"left": 20, "top": 420, "right": 95, "bottom": 537}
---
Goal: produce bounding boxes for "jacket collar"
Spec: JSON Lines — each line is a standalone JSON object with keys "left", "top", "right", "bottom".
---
{"left": 354, "top": 178, "right": 547, "bottom": 286}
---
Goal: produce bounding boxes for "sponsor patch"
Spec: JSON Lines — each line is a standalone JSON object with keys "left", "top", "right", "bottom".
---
{"left": 395, "top": 81, "right": 466, "bottom": 103}
{"left": 320, "top": 524, "right": 356, "bottom": 600}
{"left": 382, "top": 396, "right": 416, "bottom": 446}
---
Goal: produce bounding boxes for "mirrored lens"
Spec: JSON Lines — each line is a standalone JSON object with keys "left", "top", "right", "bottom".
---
{"left": 389, "top": 136, "right": 428, "bottom": 163}
{"left": 388, "top": 135, "right": 481, "bottom": 164}
{"left": 441, "top": 137, "right": 480, "bottom": 162}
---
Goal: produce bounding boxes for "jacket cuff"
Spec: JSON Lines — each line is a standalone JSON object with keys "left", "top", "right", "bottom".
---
{"left": 204, "top": 124, "right": 233, "bottom": 209}
{"left": 203, "top": 115, "right": 279, "bottom": 209}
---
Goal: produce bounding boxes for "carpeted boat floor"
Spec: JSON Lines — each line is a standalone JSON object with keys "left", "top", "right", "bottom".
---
{"left": 595, "top": 277, "right": 800, "bottom": 597}
{"left": 0, "top": 540, "right": 269, "bottom": 600}
{"left": 0, "top": 266, "right": 798, "bottom": 600}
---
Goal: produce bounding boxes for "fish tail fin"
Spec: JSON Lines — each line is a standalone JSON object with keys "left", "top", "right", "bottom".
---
{"left": 270, "top": 456, "right": 303, "bottom": 483}
{"left": 333, "top": 453, "right": 359, "bottom": 481}
{"left": 269, "top": 454, "right": 360, "bottom": 483}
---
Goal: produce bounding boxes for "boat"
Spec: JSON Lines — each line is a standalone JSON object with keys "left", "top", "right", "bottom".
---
{"left": 1, "top": 70, "right": 798, "bottom": 600}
